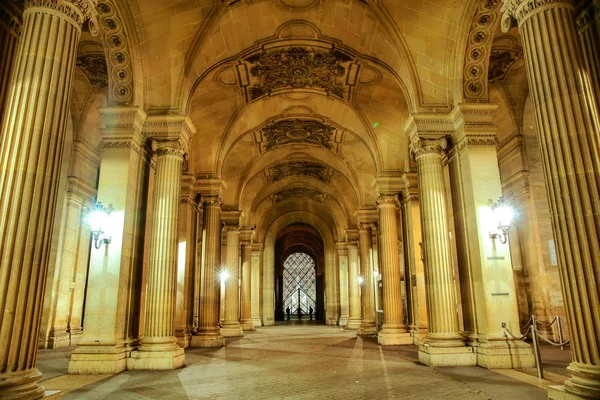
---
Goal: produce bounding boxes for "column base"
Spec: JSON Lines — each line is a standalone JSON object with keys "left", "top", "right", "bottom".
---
{"left": 68, "top": 345, "right": 128, "bottom": 374}
{"left": 474, "top": 340, "right": 535, "bottom": 369}
{"left": 358, "top": 324, "right": 377, "bottom": 337}
{"left": 346, "top": 318, "right": 361, "bottom": 330}
{"left": 326, "top": 318, "right": 338, "bottom": 326}
{"left": 128, "top": 348, "right": 185, "bottom": 371}
{"left": 262, "top": 318, "right": 275, "bottom": 326}
{"left": 190, "top": 334, "right": 225, "bottom": 348}
{"left": 0, "top": 369, "right": 44, "bottom": 400}
{"left": 418, "top": 345, "right": 477, "bottom": 367}
{"left": 548, "top": 386, "right": 588, "bottom": 400}
{"left": 221, "top": 324, "right": 243, "bottom": 337}
{"left": 44, "top": 390, "right": 62, "bottom": 399}
{"left": 240, "top": 320, "right": 255, "bottom": 331}
{"left": 410, "top": 329, "right": 428, "bottom": 345}
{"left": 251, "top": 318, "right": 262, "bottom": 327}
{"left": 338, "top": 316, "right": 349, "bottom": 326}
{"left": 377, "top": 327, "right": 412, "bottom": 345}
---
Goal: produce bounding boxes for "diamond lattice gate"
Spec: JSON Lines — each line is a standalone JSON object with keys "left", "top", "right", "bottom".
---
{"left": 283, "top": 253, "right": 316, "bottom": 315}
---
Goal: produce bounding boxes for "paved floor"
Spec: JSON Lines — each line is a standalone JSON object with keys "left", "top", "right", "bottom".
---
{"left": 37, "top": 323, "right": 568, "bottom": 399}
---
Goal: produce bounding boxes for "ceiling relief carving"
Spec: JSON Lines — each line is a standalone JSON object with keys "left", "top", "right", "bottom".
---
{"left": 269, "top": 161, "right": 330, "bottom": 183}
{"left": 245, "top": 47, "right": 352, "bottom": 100}
{"left": 261, "top": 119, "right": 335, "bottom": 151}
{"left": 488, "top": 36, "right": 523, "bottom": 82}
{"left": 76, "top": 53, "right": 109, "bottom": 88}
{"left": 272, "top": 187, "right": 324, "bottom": 204}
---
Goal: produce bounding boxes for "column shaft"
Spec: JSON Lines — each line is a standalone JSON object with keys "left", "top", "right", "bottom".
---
{"left": 0, "top": 1, "right": 21, "bottom": 128}
{"left": 221, "top": 226, "right": 242, "bottom": 337}
{"left": 251, "top": 244, "right": 262, "bottom": 327}
{"left": 0, "top": 2, "right": 95, "bottom": 397}
{"left": 191, "top": 197, "right": 224, "bottom": 347}
{"left": 346, "top": 243, "right": 361, "bottom": 329}
{"left": 240, "top": 243, "right": 254, "bottom": 330}
{"left": 502, "top": 1, "right": 600, "bottom": 397}
{"left": 377, "top": 196, "right": 411, "bottom": 345}
{"left": 358, "top": 224, "right": 376, "bottom": 336}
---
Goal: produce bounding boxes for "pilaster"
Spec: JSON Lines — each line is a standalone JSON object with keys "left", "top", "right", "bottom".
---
{"left": 251, "top": 243, "right": 263, "bottom": 327}
{"left": 346, "top": 231, "right": 362, "bottom": 330}
{"left": 240, "top": 231, "right": 254, "bottom": 331}
{"left": 336, "top": 242, "right": 350, "bottom": 327}
{"left": 221, "top": 213, "right": 243, "bottom": 338}
{"left": 356, "top": 210, "right": 378, "bottom": 337}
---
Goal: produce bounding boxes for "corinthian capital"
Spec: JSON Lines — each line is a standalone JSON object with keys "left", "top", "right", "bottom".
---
{"left": 501, "top": 0, "right": 574, "bottom": 31}
{"left": 410, "top": 137, "right": 447, "bottom": 159}
{"left": 377, "top": 194, "right": 399, "bottom": 207}
{"left": 26, "top": 0, "right": 99, "bottom": 34}
{"left": 152, "top": 139, "right": 187, "bottom": 158}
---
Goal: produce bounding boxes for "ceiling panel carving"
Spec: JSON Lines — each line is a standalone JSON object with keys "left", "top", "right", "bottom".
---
{"left": 269, "top": 161, "right": 330, "bottom": 183}
{"left": 245, "top": 47, "right": 352, "bottom": 100}
{"left": 262, "top": 119, "right": 335, "bottom": 151}
{"left": 272, "top": 187, "right": 324, "bottom": 203}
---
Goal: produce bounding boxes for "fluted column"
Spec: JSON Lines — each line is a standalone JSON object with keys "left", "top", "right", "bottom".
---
{"left": 502, "top": 1, "right": 600, "bottom": 397}
{"left": 221, "top": 223, "right": 243, "bottom": 337}
{"left": 357, "top": 222, "right": 377, "bottom": 336}
{"left": 191, "top": 195, "right": 224, "bottom": 347}
{"left": 130, "top": 138, "right": 187, "bottom": 370}
{"left": 377, "top": 195, "right": 411, "bottom": 345}
{"left": 337, "top": 242, "right": 350, "bottom": 326}
{"left": 0, "top": 1, "right": 98, "bottom": 398}
{"left": 411, "top": 137, "right": 475, "bottom": 367}
{"left": 251, "top": 243, "right": 263, "bottom": 327}
{"left": 0, "top": 0, "right": 22, "bottom": 128}
{"left": 240, "top": 241, "right": 254, "bottom": 330}
{"left": 346, "top": 240, "right": 361, "bottom": 329}
{"left": 576, "top": 3, "right": 600, "bottom": 117}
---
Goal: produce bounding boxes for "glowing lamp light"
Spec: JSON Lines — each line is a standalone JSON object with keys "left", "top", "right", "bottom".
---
{"left": 220, "top": 270, "right": 230, "bottom": 283}
{"left": 489, "top": 196, "right": 514, "bottom": 244}
{"left": 358, "top": 276, "right": 364, "bottom": 286}
{"left": 89, "top": 202, "right": 113, "bottom": 249}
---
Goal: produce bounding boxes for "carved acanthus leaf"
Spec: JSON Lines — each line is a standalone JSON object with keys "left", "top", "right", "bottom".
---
{"left": 262, "top": 119, "right": 334, "bottom": 151}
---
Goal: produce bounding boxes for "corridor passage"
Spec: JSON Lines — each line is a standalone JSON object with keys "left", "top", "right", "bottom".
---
{"left": 37, "top": 326, "right": 560, "bottom": 399}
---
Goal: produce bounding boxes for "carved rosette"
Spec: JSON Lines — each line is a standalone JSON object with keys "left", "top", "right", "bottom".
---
{"left": 501, "top": 0, "right": 574, "bottom": 31}
{"left": 410, "top": 138, "right": 447, "bottom": 160}
{"left": 26, "top": 0, "right": 99, "bottom": 34}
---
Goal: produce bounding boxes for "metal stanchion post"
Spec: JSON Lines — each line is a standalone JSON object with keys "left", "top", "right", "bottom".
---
{"left": 556, "top": 316, "right": 565, "bottom": 351}
{"left": 531, "top": 315, "right": 544, "bottom": 379}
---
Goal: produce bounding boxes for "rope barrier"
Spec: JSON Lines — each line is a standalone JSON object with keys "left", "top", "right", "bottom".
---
{"left": 537, "top": 333, "right": 570, "bottom": 347}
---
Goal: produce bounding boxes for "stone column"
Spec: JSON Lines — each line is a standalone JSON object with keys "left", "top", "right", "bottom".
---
{"left": 377, "top": 194, "right": 412, "bottom": 345}
{"left": 69, "top": 107, "right": 150, "bottom": 375}
{"left": 240, "top": 238, "right": 254, "bottom": 331}
{"left": 357, "top": 220, "right": 377, "bottom": 336}
{"left": 337, "top": 242, "right": 350, "bottom": 326}
{"left": 576, "top": 2, "right": 600, "bottom": 115}
{"left": 221, "top": 222, "right": 243, "bottom": 337}
{"left": 251, "top": 243, "right": 263, "bottom": 327}
{"left": 191, "top": 195, "right": 224, "bottom": 347}
{"left": 502, "top": 1, "right": 600, "bottom": 397}
{"left": 0, "top": 2, "right": 97, "bottom": 395}
{"left": 130, "top": 122, "right": 190, "bottom": 370}
{"left": 410, "top": 136, "right": 475, "bottom": 367}
{"left": 346, "top": 239, "right": 362, "bottom": 329}
{"left": 0, "top": 0, "right": 22, "bottom": 128}
{"left": 401, "top": 173, "right": 428, "bottom": 345}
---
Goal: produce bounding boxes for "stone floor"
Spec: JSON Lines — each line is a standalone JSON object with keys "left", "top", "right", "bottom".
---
{"left": 37, "top": 322, "right": 570, "bottom": 399}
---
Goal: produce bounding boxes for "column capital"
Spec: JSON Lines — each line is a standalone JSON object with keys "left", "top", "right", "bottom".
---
{"left": 410, "top": 137, "right": 447, "bottom": 159}
{"left": 501, "top": 0, "right": 574, "bottom": 31}
{"left": 347, "top": 240, "right": 359, "bottom": 248}
{"left": 144, "top": 114, "right": 195, "bottom": 156}
{"left": 346, "top": 228, "right": 359, "bottom": 243}
{"left": 152, "top": 139, "right": 187, "bottom": 158}
{"left": 336, "top": 242, "right": 348, "bottom": 256}
{"left": 26, "top": 0, "right": 100, "bottom": 33}
{"left": 377, "top": 194, "right": 399, "bottom": 207}
{"left": 450, "top": 103, "right": 499, "bottom": 153}
{"left": 201, "top": 195, "right": 222, "bottom": 208}
{"left": 100, "top": 106, "right": 147, "bottom": 151}
{"left": 356, "top": 208, "right": 378, "bottom": 228}
{"left": 240, "top": 227, "right": 254, "bottom": 244}
{"left": 195, "top": 177, "right": 226, "bottom": 199}
{"left": 401, "top": 172, "right": 419, "bottom": 203}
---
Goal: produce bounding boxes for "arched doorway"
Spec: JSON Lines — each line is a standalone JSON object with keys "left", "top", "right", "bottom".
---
{"left": 283, "top": 252, "right": 317, "bottom": 318}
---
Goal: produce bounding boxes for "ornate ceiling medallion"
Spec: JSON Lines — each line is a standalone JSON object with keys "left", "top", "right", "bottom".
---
{"left": 270, "top": 161, "right": 329, "bottom": 182}
{"left": 246, "top": 47, "right": 352, "bottom": 100}
{"left": 273, "top": 187, "right": 323, "bottom": 203}
{"left": 262, "top": 119, "right": 334, "bottom": 151}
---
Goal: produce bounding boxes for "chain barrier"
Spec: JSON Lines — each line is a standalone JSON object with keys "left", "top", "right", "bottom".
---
{"left": 504, "top": 315, "right": 569, "bottom": 379}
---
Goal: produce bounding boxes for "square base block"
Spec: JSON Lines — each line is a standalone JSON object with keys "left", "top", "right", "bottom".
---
{"left": 190, "top": 335, "right": 225, "bottom": 348}
{"left": 221, "top": 325, "right": 244, "bottom": 337}
{"left": 241, "top": 321, "right": 255, "bottom": 331}
{"left": 418, "top": 345, "right": 477, "bottom": 367}
{"left": 338, "top": 317, "right": 349, "bottom": 327}
{"left": 128, "top": 348, "right": 185, "bottom": 371}
{"left": 548, "top": 385, "right": 586, "bottom": 400}
{"left": 326, "top": 318, "right": 338, "bottom": 326}
{"left": 68, "top": 346, "right": 128, "bottom": 374}
{"left": 411, "top": 331, "right": 428, "bottom": 346}
{"left": 346, "top": 319, "right": 361, "bottom": 330}
{"left": 358, "top": 325, "right": 377, "bottom": 337}
{"left": 251, "top": 318, "right": 262, "bottom": 327}
{"left": 378, "top": 331, "right": 413, "bottom": 346}
{"left": 475, "top": 342, "right": 535, "bottom": 369}
{"left": 44, "top": 390, "right": 62, "bottom": 399}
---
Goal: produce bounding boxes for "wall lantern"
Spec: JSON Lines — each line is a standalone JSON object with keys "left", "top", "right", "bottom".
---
{"left": 358, "top": 276, "right": 364, "bottom": 286}
{"left": 89, "top": 201, "right": 113, "bottom": 249}
{"left": 489, "top": 196, "right": 514, "bottom": 244}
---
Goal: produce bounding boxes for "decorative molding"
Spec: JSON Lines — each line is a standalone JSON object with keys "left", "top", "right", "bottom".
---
{"left": 26, "top": 0, "right": 99, "bottom": 34}
{"left": 269, "top": 160, "right": 329, "bottom": 183}
{"left": 246, "top": 46, "right": 352, "bottom": 100}
{"left": 262, "top": 119, "right": 334, "bottom": 151}
{"left": 377, "top": 194, "right": 398, "bottom": 207}
{"left": 501, "top": 0, "right": 574, "bottom": 31}
{"left": 152, "top": 139, "right": 187, "bottom": 158}
{"left": 201, "top": 195, "right": 223, "bottom": 208}
{"left": 97, "top": 0, "right": 134, "bottom": 103}
{"left": 272, "top": 187, "right": 323, "bottom": 203}
{"left": 463, "top": 0, "right": 502, "bottom": 100}
{"left": 410, "top": 137, "right": 447, "bottom": 159}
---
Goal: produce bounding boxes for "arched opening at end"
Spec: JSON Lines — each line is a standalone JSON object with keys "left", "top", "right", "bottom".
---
{"left": 282, "top": 252, "right": 317, "bottom": 321}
